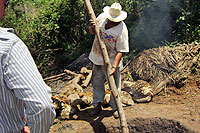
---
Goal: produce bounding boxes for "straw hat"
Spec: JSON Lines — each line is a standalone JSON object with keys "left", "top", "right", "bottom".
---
{"left": 103, "top": 2, "right": 127, "bottom": 22}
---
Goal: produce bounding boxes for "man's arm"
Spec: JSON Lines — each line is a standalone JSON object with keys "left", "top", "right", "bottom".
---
{"left": 110, "top": 52, "right": 123, "bottom": 75}
{"left": 4, "top": 39, "right": 55, "bottom": 132}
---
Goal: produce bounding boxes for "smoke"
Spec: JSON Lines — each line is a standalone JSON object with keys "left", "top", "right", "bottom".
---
{"left": 130, "top": 0, "right": 180, "bottom": 51}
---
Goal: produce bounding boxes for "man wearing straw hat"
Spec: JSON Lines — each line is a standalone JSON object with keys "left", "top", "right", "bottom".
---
{"left": 89, "top": 2, "right": 129, "bottom": 118}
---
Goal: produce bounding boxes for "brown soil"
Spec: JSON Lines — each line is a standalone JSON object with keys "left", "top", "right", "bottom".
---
{"left": 49, "top": 77, "right": 200, "bottom": 133}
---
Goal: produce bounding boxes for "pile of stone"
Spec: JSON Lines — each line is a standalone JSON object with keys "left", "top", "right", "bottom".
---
{"left": 45, "top": 67, "right": 153, "bottom": 120}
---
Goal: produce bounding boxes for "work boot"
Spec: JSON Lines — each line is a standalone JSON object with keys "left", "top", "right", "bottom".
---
{"left": 89, "top": 103, "right": 102, "bottom": 117}
{"left": 113, "top": 110, "right": 119, "bottom": 119}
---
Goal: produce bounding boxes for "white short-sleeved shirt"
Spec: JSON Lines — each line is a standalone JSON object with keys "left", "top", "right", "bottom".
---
{"left": 89, "top": 13, "right": 129, "bottom": 68}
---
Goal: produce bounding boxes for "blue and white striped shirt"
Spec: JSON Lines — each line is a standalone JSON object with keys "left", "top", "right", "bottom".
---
{"left": 0, "top": 27, "right": 56, "bottom": 133}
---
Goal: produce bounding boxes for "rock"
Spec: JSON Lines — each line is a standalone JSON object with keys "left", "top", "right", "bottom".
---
{"left": 60, "top": 103, "right": 74, "bottom": 119}
{"left": 66, "top": 94, "right": 82, "bottom": 106}
{"left": 122, "top": 80, "right": 153, "bottom": 103}
{"left": 52, "top": 94, "right": 79, "bottom": 119}
{"left": 80, "top": 91, "right": 93, "bottom": 106}
{"left": 121, "top": 91, "right": 134, "bottom": 106}
{"left": 102, "top": 90, "right": 111, "bottom": 106}
{"left": 101, "top": 89, "right": 134, "bottom": 106}
{"left": 66, "top": 53, "right": 92, "bottom": 73}
{"left": 63, "top": 84, "right": 83, "bottom": 95}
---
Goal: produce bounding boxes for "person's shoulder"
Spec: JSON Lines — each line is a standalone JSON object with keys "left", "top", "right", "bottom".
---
{"left": 97, "top": 13, "right": 107, "bottom": 21}
{"left": 120, "top": 21, "right": 127, "bottom": 28}
{"left": 0, "top": 27, "right": 20, "bottom": 53}
{"left": 119, "top": 21, "right": 128, "bottom": 32}
{"left": 0, "top": 27, "right": 19, "bottom": 42}
{"left": 97, "top": 12, "right": 106, "bottom": 18}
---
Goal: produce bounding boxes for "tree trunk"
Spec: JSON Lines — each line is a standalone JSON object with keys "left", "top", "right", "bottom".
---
{"left": 84, "top": 0, "right": 129, "bottom": 132}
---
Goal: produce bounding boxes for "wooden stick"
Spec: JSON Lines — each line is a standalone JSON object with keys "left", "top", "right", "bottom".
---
{"left": 64, "top": 69, "right": 78, "bottom": 76}
{"left": 44, "top": 69, "right": 78, "bottom": 81}
{"left": 44, "top": 73, "right": 66, "bottom": 81}
{"left": 82, "top": 71, "right": 92, "bottom": 88}
{"left": 84, "top": 0, "right": 129, "bottom": 132}
{"left": 80, "top": 67, "right": 92, "bottom": 88}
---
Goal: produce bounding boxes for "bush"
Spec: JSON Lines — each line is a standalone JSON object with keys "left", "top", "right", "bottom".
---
{"left": 1, "top": 0, "right": 90, "bottom": 77}
{"left": 1, "top": 0, "right": 199, "bottom": 77}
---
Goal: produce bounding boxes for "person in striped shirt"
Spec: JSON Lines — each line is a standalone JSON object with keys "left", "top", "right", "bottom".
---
{"left": 0, "top": 0, "right": 56, "bottom": 132}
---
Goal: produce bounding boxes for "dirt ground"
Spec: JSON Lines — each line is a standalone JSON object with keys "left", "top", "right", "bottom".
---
{"left": 49, "top": 76, "right": 200, "bottom": 133}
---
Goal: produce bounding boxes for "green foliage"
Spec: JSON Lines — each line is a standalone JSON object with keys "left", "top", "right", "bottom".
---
{"left": 1, "top": 0, "right": 200, "bottom": 77}
{"left": 31, "top": 0, "right": 90, "bottom": 76}
{"left": 161, "top": 40, "right": 180, "bottom": 48}
{"left": 175, "top": 0, "right": 200, "bottom": 43}
{"left": 1, "top": 0, "right": 90, "bottom": 77}
{"left": 1, "top": 0, "right": 30, "bottom": 44}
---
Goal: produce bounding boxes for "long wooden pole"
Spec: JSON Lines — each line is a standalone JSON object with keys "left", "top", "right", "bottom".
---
{"left": 84, "top": 0, "right": 129, "bottom": 132}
